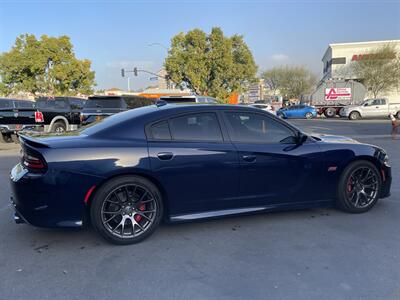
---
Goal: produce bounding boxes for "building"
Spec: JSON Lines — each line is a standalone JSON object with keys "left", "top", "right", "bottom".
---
{"left": 242, "top": 79, "right": 265, "bottom": 103}
{"left": 321, "top": 39, "right": 400, "bottom": 101}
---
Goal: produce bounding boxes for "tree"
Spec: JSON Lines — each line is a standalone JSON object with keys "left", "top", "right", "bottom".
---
{"left": 165, "top": 27, "right": 257, "bottom": 102}
{"left": 261, "top": 67, "right": 285, "bottom": 95}
{"left": 351, "top": 44, "right": 400, "bottom": 98}
{"left": 261, "top": 66, "right": 316, "bottom": 99}
{"left": 0, "top": 34, "right": 95, "bottom": 96}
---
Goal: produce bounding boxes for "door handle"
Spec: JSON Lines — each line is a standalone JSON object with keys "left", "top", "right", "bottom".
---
{"left": 242, "top": 154, "right": 256, "bottom": 162}
{"left": 157, "top": 152, "right": 174, "bottom": 161}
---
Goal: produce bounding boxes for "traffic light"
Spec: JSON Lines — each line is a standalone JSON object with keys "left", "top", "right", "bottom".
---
{"left": 121, "top": 68, "right": 125, "bottom": 77}
{"left": 133, "top": 67, "right": 138, "bottom": 76}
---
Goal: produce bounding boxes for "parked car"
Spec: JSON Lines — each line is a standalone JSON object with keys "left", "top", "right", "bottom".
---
{"left": 0, "top": 98, "right": 35, "bottom": 142}
{"left": 80, "top": 95, "right": 154, "bottom": 125}
{"left": 277, "top": 105, "right": 317, "bottom": 119}
{"left": 248, "top": 103, "right": 275, "bottom": 114}
{"left": 159, "top": 95, "right": 218, "bottom": 103}
{"left": 340, "top": 98, "right": 400, "bottom": 120}
{"left": 10, "top": 103, "right": 391, "bottom": 244}
{"left": 35, "top": 97, "right": 86, "bottom": 133}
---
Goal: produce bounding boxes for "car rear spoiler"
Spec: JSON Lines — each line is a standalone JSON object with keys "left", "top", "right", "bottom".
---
{"left": 19, "top": 134, "right": 50, "bottom": 149}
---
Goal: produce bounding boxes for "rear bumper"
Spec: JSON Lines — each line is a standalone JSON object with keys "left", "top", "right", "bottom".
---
{"left": 9, "top": 163, "right": 101, "bottom": 228}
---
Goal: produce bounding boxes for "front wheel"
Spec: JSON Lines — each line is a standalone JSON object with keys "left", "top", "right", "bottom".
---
{"left": 349, "top": 111, "right": 361, "bottom": 120}
{"left": 305, "top": 112, "right": 313, "bottom": 119}
{"left": 337, "top": 160, "right": 381, "bottom": 213}
{"left": 91, "top": 175, "right": 163, "bottom": 245}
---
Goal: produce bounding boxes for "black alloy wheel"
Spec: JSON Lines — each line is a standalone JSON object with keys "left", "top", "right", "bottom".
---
{"left": 91, "top": 176, "right": 163, "bottom": 244}
{"left": 337, "top": 160, "right": 381, "bottom": 213}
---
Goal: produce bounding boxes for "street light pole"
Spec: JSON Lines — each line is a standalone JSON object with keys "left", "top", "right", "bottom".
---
{"left": 127, "top": 77, "right": 130, "bottom": 92}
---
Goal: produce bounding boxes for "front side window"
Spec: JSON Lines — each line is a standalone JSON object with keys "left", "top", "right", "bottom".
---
{"left": 224, "top": 112, "right": 296, "bottom": 144}
{"left": 169, "top": 113, "right": 223, "bottom": 142}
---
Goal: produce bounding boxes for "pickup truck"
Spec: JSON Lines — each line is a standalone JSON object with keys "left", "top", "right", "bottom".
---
{"left": 80, "top": 95, "right": 154, "bottom": 125}
{"left": 0, "top": 97, "right": 85, "bottom": 142}
{"left": 340, "top": 98, "right": 400, "bottom": 120}
{"left": 0, "top": 98, "right": 36, "bottom": 142}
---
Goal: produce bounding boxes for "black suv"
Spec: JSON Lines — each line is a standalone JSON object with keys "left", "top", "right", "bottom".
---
{"left": 80, "top": 95, "right": 154, "bottom": 125}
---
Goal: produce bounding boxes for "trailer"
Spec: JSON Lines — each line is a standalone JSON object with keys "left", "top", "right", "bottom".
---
{"left": 306, "top": 79, "right": 367, "bottom": 118}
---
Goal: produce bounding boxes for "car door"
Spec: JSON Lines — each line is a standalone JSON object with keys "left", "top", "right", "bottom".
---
{"left": 147, "top": 112, "right": 240, "bottom": 217}
{"left": 285, "top": 106, "right": 297, "bottom": 118}
{"left": 223, "top": 110, "right": 324, "bottom": 207}
{"left": 375, "top": 99, "right": 388, "bottom": 116}
{"left": 360, "top": 99, "right": 376, "bottom": 117}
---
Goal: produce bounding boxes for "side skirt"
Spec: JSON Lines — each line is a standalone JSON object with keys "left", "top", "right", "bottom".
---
{"left": 168, "top": 200, "right": 334, "bottom": 223}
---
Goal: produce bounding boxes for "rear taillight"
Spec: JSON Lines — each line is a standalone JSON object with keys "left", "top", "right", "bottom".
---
{"left": 23, "top": 153, "right": 46, "bottom": 169}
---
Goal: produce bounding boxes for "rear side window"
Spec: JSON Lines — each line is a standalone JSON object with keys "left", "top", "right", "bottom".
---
{"left": 36, "top": 99, "right": 68, "bottom": 109}
{"left": 70, "top": 98, "right": 85, "bottom": 110}
{"left": 169, "top": 113, "right": 223, "bottom": 142}
{"left": 0, "top": 99, "right": 14, "bottom": 109}
{"left": 150, "top": 121, "right": 171, "bottom": 140}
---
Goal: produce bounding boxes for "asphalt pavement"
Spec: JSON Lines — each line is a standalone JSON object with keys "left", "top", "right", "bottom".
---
{"left": 0, "top": 119, "right": 399, "bottom": 300}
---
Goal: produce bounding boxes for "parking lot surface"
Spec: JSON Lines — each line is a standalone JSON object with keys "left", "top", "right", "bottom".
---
{"left": 0, "top": 119, "right": 399, "bottom": 300}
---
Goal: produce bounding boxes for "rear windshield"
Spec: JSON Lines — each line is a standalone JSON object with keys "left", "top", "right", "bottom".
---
{"left": 85, "top": 97, "right": 122, "bottom": 109}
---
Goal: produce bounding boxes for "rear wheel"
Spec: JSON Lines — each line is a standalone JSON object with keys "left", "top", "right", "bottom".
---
{"left": 0, "top": 133, "right": 12, "bottom": 143}
{"left": 337, "top": 160, "right": 381, "bottom": 213}
{"left": 324, "top": 107, "right": 336, "bottom": 118}
{"left": 305, "top": 112, "right": 313, "bottom": 119}
{"left": 349, "top": 111, "right": 361, "bottom": 120}
{"left": 91, "top": 175, "right": 163, "bottom": 245}
{"left": 52, "top": 121, "right": 66, "bottom": 133}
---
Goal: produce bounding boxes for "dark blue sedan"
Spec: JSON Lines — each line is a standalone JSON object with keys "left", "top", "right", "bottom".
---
{"left": 10, "top": 103, "right": 391, "bottom": 244}
{"left": 277, "top": 105, "right": 317, "bottom": 119}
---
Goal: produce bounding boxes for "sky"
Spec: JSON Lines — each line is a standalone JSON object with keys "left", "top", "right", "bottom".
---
{"left": 0, "top": 0, "right": 399, "bottom": 91}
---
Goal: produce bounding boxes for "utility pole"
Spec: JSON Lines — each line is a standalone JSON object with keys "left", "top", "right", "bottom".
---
{"left": 127, "top": 77, "right": 131, "bottom": 92}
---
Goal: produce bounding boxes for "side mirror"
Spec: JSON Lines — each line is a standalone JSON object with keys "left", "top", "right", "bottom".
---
{"left": 296, "top": 132, "right": 308, "bottom": 145}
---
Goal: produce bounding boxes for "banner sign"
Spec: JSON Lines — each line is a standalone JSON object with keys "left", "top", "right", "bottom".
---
{"left": 325, "top": 88, "right": 351, "bottom": 100}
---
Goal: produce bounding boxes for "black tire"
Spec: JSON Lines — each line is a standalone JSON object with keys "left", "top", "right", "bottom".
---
{"left": 396, "top": 111, "right": 400, "bottom": 119}
{"left": 90, "top": 175, "right": 163, "bottom": 245}
{"left": 337, "top": 160, "right": 381, "bottom": 213}
{"left": 324, "top": 107, "right": 336, "bottom": 118}
{"left": 52, "top": 121, "right": 66, "bottom": 133}
{"left": 349, "top": 111, "right": 361, "bottom": 120}
{"left": 277, "top": 113, "right": 284, "bottom": 119}
{"left": 0, "top": 133, "right": 6, "bottom": 143}
{"left": 0, "top": 133, "right": 12, "bottom": 143}
{"left": 305, "top": 112, "right": 313, "bottom": 119}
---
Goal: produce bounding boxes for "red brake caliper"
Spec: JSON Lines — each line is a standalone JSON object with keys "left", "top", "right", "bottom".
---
{"left": 347, "top": 178, "right": 353, "bottom": 193}
{"left": 134, "top": 204, "right": 146, "bottom": 222}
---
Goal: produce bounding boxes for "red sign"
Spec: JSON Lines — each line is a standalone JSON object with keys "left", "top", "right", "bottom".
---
{"left": 325, "top": 88, "right": 351, "bottom": 100}
{"left": 35, "top": 111, "right": 44, "bottom": 123}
